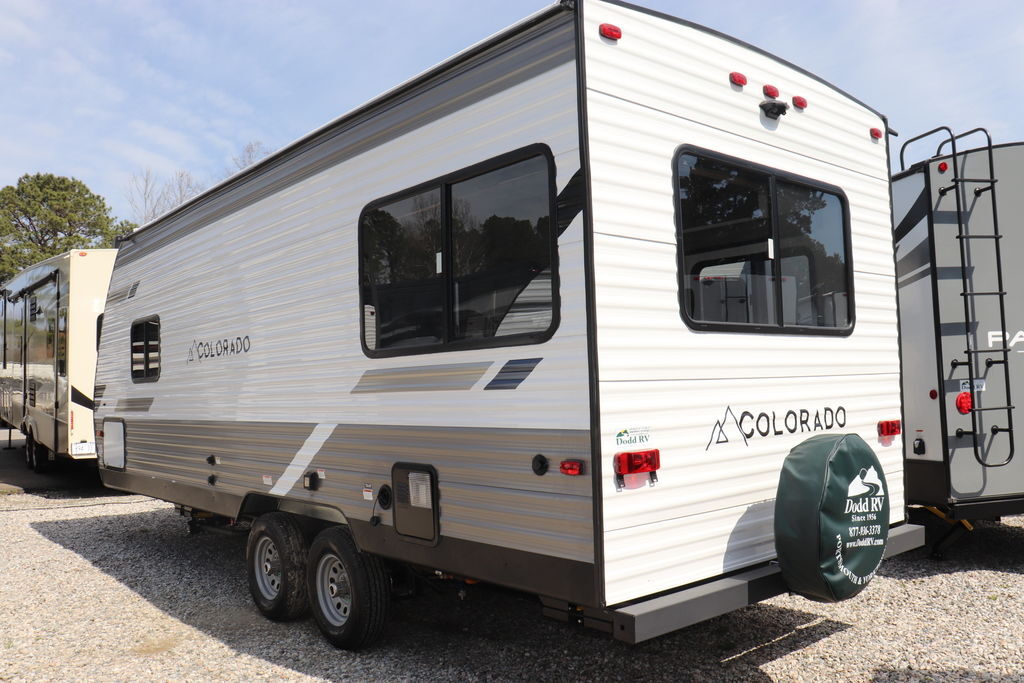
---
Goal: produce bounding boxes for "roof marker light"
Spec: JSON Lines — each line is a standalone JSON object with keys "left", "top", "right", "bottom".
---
{"left": 792, "top": 95, "right": 807, "bottom": 110}
{"left": 763, "top": 84, "right": 779, "bottom": 98}
{"left": 870, "top": 127, "right": 884, "bottom": 140}
{"left": 938, "top": 161, "right": 949, "bottom": 173}
{"left": 599, "top": 23, "right": 622, "bottom": 40}
{"left": 729, "top": 71, "right": 747, "bottom": 86}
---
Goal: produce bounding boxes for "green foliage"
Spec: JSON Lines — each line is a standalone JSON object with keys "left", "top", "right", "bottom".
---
{"left": 0, "top": 173, "right": 136, "bottom": 281}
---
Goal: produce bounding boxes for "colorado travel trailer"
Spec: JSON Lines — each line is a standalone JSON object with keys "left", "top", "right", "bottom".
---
{"left": 894, "top": 128, "right": 1024, "bottom": 549}
{"left": 1, "top": 249, "right": 117, "bottom": 471}
{"left": 93, "top": 0, "right": 921, "bottom": 648}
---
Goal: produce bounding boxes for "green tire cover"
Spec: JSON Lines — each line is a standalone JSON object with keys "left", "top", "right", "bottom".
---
{"left": 774, "top": 433, "right": 889, "bottom": 602}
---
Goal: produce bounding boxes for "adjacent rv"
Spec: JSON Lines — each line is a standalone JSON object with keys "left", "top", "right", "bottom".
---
{"left": 1, "top": 249, "right": 117, "bottom": 471}
{"left": 895, "top": 128, "right": 1024, "bottom": 548}
{"left": 94, "top": 0, "right": 921, "bottom": 648}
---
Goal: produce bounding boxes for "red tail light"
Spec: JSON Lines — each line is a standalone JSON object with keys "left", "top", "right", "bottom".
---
{"left": 614, "top": 449, "right": 660, "bottom": 475}
{"left": 559, "top": 459, "right": 585, "bottom": 476}
{"left": 599, "top": 23, "right": 622, "bottom": 40}
{"left": 762, "top": 84, "right": 779, "bottom": 98}
{"left": 792, "top": 95, "right": 807, "bottom": 109}
{"left": 877, "top": 420, "right": 901, "bottom": 437}
{"left": 729, "top": 71, "right": 747, "bottom": 86}
{"left": 956, "top": 392, "right": 973, "bottom": 415}
{"left": 870, "top": 127, "right": 884, "bottom": 140}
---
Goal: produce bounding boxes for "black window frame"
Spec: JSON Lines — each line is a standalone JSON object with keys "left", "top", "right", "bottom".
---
{"left": 130, "top": 315, "right": 161, "bottom": 383}
{"left": 674, "top": 145, "right": 855, "bottom": 337}
{"left": 358, "top": 143, "right": 560, "bottom": 358}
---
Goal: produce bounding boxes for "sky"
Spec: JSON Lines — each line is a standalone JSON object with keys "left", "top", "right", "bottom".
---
{"left": 2, "top": 0, "right": 1023, "bottom": 224}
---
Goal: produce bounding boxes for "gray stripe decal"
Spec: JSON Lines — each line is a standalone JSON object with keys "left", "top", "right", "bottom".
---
{"left": 116, "top": 398, "right": 153, "bottom": 412}
{"left": 485, "top": 358, "right": 542, "bottom": 390}
{"left": 269, "top": 423, "right": 338, "bottom": 496}
{"left": 895, "top": 239, "right": 931, "bottom": 279}
{"left": 352, "top": 362, "right": 493, "bottom": 393}
{"left": 115, "top": 14, "right": 575, "bottom": 268}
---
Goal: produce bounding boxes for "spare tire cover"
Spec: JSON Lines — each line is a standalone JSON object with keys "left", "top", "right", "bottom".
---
{"left": 774, "top": 433, "right": 889, "bottom": 602}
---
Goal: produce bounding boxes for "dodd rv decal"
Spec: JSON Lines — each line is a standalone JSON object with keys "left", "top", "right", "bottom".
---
{"left": 707, "top": 405, "right": 847, "bottom": 450}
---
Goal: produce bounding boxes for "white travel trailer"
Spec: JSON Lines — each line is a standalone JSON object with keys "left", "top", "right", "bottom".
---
{"left": 94, "top": 0, "right": 921, "bottom": 648}
{"left": 1, "top": 249, "right": 117, "bottom": 471}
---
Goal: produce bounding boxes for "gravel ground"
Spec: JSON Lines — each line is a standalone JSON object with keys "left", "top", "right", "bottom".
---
{"left": 2, "top": 488, "right": 1023, "bottom": 682}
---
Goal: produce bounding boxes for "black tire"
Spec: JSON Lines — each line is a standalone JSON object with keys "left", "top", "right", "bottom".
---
{"left": 23, "top": 434, "right": 33, "bottom": 469}
{"left": 246, "top": 512, "right": 309, "bottom": 621}
{"left": 306, "top": 526, "right": 390, "bottom": 649}
{"left": 27, "top": 435, "right": 51, "bottom": 474}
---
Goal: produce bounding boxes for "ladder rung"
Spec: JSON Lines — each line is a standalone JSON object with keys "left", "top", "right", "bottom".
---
{"left": 986, "top": 358, "right": 1008, "bottom": 367}
{"left": 960, "top": 291, "right": 1006, "bottom": 297}
{"left": 953, "top": 178, "right": 997, "bottom": 183}
{"left": 991, "top": 427, "right": 1013, "bottom": 434}
{"left": 966, "top": 348, "right": 1010, "bottom": 354}
{"left": 971, "top": 405, "right": 1014, "bottom": 412}
{"left": 956, "top": 234, "right": 1002, "bottom": 240}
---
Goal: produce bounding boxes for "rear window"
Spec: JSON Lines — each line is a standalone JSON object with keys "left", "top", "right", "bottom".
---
{"left": 675, "top": 148, "right": 852, "bottom": 334}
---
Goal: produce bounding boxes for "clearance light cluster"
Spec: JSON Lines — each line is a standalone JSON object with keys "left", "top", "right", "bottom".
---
{"left": 726, "top": 71, "right": 808, "bottom": 121}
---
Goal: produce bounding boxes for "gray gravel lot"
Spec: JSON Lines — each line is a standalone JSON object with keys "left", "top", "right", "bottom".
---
{"left": 2, "top": 488, "right": 1024, "bottom": 682}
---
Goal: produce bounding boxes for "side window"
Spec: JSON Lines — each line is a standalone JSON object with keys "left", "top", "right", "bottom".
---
{"left": 676, "top": 149, "right": 852, "bottom": 334}
{"left": 130, "top": 316, "right": 160, "bottom": 382}
{"left": 360, "top": 146, "right": 556, "bottom": 355}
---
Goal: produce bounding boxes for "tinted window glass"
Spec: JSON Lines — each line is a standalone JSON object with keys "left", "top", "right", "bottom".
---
{"left": 777, "top": 182, "right": 849, "bottom": 327}
{"left": 451, "top": 156, "right": 552, "bottom": 340}
{"left": 677, "top": 151, "right": 850, "bottom": 333}
{"left": 360, "top": 148, "right": 555, "bottom": 355}
{"left": 678, "top": 154, "right": 776, "bottom": 325}
{"left": 360, "top": 189, "right": 443, "bottom": 350}
{"left": 130, "top": 317, "right": 160, "bottom": 381}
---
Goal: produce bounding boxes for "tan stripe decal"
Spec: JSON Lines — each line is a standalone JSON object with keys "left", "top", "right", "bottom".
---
{"left": 269, "top": 423, "right": 338, "bottom": 496}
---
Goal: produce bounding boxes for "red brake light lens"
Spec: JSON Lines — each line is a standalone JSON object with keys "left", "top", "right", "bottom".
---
{"left": 559, "top": 459, "right": 585, "bottom": 476}
{"left": 877, "top": 420, "right": 902, "bottom": 437}
{"left": 956, "top": 392, "right": 973, "bottom": 415}
{"left": 792, "top": 95, "right": 807, "bottom": 109}
{"left": 729, "top": 71, "right": 747, "bottom": 86}
{"left": 614, "top": 449, "right": 660, "bottom": 475}
{"left": 762, "top": 84, "right": 779, "bottom": 98}
{"left": 599, "top": 23, "right": 622, "bottom": 40}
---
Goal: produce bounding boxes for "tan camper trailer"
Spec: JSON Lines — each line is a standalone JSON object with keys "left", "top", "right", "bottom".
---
{"left": 1, "top": 249, "right": 117, "bottom": 471}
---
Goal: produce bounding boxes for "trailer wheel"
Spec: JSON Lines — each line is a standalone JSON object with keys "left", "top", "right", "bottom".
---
{"left": 246, "top": 512, "right": 309, "bottom": 621}
{"left": 26, "top": 435, "right": 51, "bottom": 474}
{"left": 307, "top": 526, "right": 389, "bottom": 649}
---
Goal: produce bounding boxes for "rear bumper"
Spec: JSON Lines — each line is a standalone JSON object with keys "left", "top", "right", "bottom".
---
{"left": 547, "top": 523, "right": 924, "bottom": 644}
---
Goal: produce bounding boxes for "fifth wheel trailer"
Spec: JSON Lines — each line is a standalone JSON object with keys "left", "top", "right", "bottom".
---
{"left": 1, "top": 250, "right": 117, "bottom": 471}
{"left": 93, "top": 0, "right": 922, "bottom": 648}
{"left": 895, "top": 128, "right": 1024, "bottom": 543}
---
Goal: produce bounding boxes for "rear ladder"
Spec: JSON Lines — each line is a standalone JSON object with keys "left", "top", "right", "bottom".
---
{"left": 900, "top": 126, "right": 1015, "bottom": 467}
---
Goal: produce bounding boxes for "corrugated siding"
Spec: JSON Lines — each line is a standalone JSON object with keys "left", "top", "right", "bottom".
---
{"left": 583, "top": 0, "right": 903, "bottom": 604}
{"left": 95, "top": 33, "right": 595, "bottom": 564}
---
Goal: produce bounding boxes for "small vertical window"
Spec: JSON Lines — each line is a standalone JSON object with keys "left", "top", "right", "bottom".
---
{"left": 676, "top": 148, "right": 852, "bottom": 334}
{"left": 130, "top": 316, "right": 160, "bottom": 382}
